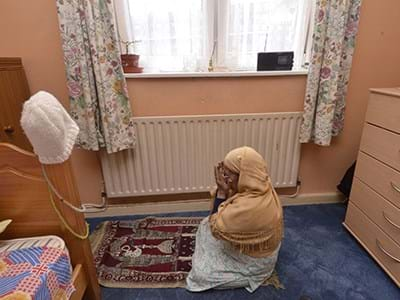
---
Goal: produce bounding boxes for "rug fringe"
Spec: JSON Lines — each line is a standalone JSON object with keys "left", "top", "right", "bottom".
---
{"left": 98, "top": 271, "right": 284, "bottom": 290}
{"left": 89, "top": 222, "right": 107, "bottom": 254}
{"left": 263, "top": 270, "right": 285, "bottom": 289}
{"left": 98, "top": 278, "right": 186, "bottom": 289}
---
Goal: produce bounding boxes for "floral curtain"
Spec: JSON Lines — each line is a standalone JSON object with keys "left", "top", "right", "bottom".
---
{"left": 56, "top": 0, "right": 136, "bottom": 153}
{"left": 300, "top": 0, "right": 362, "bottom": 146}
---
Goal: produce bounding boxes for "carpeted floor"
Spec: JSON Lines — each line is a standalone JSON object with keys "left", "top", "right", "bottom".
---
{"left": 86, "top": 204, "right": 400, "bottom": 300}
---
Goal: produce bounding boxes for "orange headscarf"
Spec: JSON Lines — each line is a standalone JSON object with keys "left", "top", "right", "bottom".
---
{"left": 210, "top": 146, "right": 283, "bottom": 257}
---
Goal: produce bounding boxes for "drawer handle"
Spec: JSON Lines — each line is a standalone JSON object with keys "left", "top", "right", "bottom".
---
{"left": 383, "top": 211, "right": 400, "bottom": 230}
{"left": 390, "top": 181, "right": 400, "bottom": 194}
{"left": 376, "top": 240, "right": 400, "bottom": 263}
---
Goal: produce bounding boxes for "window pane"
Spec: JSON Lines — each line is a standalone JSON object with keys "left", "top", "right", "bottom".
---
{"left": 116, "top": 0, "right": 209, "bottom": 72}
{"left": 219, "top": 0, "right": 309, "bottom": 71}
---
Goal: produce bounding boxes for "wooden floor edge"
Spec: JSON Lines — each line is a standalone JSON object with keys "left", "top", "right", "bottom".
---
{"left": 342, "top": 222, "right": 400, "bottom": 288}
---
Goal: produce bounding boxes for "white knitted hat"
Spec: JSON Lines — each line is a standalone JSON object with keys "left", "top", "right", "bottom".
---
{"left": 21, "top": 91, "right": 79, "bottom": 164}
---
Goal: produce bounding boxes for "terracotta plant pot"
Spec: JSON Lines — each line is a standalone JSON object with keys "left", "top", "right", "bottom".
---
{"left": 121, "top": 54, "right": 143, "bottom": 73}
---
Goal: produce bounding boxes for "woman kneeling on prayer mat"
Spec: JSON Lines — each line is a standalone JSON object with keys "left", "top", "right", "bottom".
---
{"left": 186, "top": 146, "right": 284, "bottom": 293}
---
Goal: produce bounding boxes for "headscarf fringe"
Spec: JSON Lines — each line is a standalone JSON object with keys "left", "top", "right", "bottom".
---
{"left": 211, "top": 218, "right": 284, "bottom": 256}
{"left": 264, "top": 270, "right": 285, "bottom": 289}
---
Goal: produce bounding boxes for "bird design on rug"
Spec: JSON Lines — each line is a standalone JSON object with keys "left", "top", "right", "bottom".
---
{"left": 109, "top": 235, "right": 179, "bottom": 267}
{"left": 121, "top": 239, "right": 174, "bottom": 257}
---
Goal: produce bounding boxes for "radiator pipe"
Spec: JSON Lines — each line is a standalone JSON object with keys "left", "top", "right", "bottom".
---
{"left": 278, "top": 179, "right": 301, "bottom": 198}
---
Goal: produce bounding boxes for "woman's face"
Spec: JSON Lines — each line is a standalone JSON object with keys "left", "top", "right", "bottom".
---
{"left": 223, "top": 164, "right": 239, "bottom": 196}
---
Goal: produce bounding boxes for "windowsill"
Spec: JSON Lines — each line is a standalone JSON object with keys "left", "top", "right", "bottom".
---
{"left": 124, "top": 69, "right": 308, "bottom": 79}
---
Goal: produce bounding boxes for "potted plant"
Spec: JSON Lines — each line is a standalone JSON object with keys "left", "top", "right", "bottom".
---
{"left": 120, "top": 40, "right": 143, "bottom": 73}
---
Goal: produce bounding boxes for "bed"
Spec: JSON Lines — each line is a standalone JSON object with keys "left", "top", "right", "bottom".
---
{"left": 0, "top": 235, "right": 75, "bottom": 299}
{"left": 0, "top": 143, "right": 101, "bottom": 299}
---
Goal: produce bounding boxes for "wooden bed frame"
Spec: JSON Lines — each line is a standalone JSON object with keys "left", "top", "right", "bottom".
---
{"left": 0, "top": 142, "right": 101, "bottom": 299}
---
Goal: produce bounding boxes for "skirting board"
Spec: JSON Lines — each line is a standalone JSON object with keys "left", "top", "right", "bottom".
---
{"left": 85, "top": 192, "right": 345, "bottom": 218}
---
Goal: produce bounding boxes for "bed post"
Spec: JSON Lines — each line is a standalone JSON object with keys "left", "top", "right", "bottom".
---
{"left": 44, "top": 161, "right": 101, "bottom": 300}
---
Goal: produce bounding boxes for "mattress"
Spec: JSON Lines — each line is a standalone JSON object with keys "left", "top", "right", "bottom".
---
{"left": 0, "top": 235, "right": 74, "bottom": 299}
{"left": 0, "top": 235, "right": 66, "bottom": 252}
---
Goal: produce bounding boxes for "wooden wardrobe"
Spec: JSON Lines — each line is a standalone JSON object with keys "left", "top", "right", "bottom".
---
{"left": 0, "top": 57, "right": 32, "bottom": 150}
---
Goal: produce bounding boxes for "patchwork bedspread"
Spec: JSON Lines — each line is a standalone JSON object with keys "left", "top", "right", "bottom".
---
{"left": 0, "top": 246, "right": 75, "bottom": 300}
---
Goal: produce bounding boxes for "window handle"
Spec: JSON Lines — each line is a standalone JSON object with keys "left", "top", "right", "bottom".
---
{"left": 382, "top": 211, "right": 400, "bottom": 230}
{"left": 390, "top": 181, "right": 400, "bottom": 194}
{"left": 376, "top": 239, "right": 400, "bottom": 263}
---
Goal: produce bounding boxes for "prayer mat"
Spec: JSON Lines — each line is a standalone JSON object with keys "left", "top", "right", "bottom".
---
{"left": 90, "top": 216, "right": 283, "bottom": 289}
{"left": 90, "top": 217, "right": 202, "bottom": 288}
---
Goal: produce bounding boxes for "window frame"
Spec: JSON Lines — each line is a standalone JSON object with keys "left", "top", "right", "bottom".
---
{"left": 113, "top": 0, "right": 314, "bottom": 75}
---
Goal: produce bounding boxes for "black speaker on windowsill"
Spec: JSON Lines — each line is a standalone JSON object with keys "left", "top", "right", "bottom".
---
{"left": 257, "top": 51, "right": 294, "bottom": 71}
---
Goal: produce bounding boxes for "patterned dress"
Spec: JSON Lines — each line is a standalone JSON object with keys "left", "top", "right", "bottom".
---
{"left": 186, "top": 217, "right": 280, "bottom": 293}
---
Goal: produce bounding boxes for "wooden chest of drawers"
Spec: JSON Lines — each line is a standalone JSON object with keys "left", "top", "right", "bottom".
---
{"left": 344, "top": 88, "right": 400, "bottom": 287}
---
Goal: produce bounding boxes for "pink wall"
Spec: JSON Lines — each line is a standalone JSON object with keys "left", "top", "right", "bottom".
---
{"left": 1, "top": 0, "right": 400, "bottom": 202}
{"left": 0, "top": 0, "right": 103, "bottom": 203}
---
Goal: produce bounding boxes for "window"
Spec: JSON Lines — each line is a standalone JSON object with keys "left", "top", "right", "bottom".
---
{"left": 114, "top": 0, "right": 314, "bottom": 73}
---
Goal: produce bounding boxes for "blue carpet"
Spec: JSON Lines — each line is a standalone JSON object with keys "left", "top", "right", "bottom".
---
{"left": 86, "top": 204, "right": 400, "bottom": 300}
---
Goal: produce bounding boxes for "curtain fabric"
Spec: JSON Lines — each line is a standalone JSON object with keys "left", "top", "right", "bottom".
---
{"left": 114, "top": 0, "right": 209, "bottom": 73}
{"left": 220, "top": 0, "right": 311, "bottom": 71}
{"left": 56, "top": 0, "right": 136, "bottom": 153}
{"left": 300, "top": 0, "right": 362, "bottom": 146}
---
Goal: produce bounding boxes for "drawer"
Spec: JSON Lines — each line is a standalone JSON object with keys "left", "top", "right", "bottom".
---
{"left": 366, "top": 92, "right": 400, "bottom": 134}
{"left": 360, "top": 123, "right": 400, "bottom": 172}
{"left": 356, "top": 152, "right": 400, "bottom": 209}
{"left": 344, "top": 202, "right": 400, "bottom": 286}
{"left": 350, "top": 178, "right": 400, "bottom": 244}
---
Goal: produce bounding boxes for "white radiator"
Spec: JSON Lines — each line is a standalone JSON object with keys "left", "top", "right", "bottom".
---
{"left": 101, "top": 112, "right": 302, "bottom": 197}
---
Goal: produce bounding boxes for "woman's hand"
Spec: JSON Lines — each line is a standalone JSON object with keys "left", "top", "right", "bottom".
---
{"left": 214, "top": 162, "right": 229, "bottom": 199}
